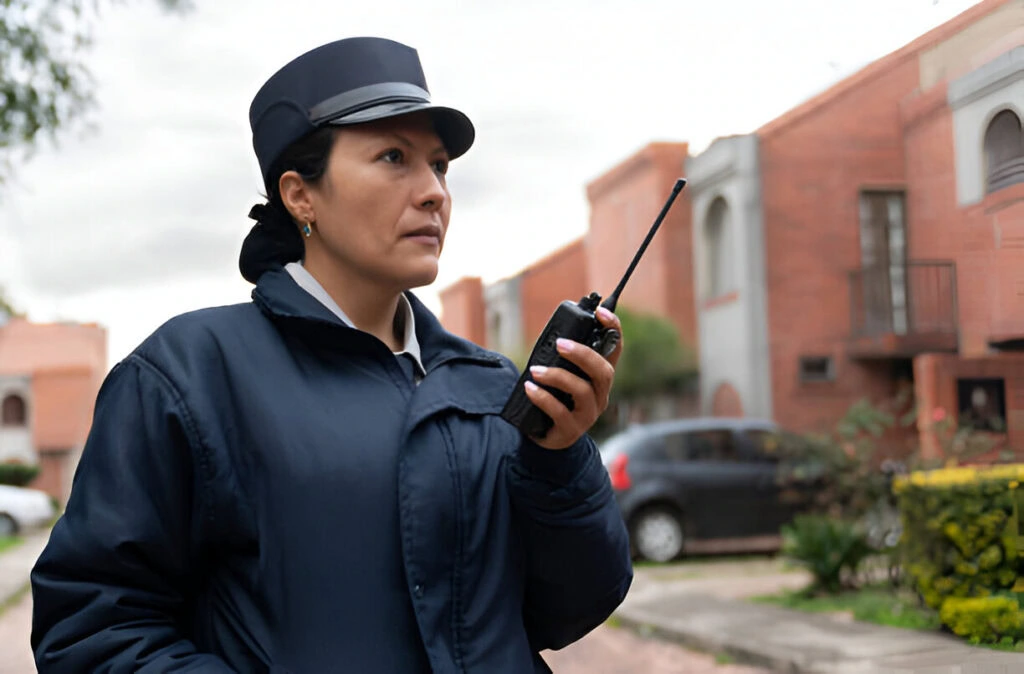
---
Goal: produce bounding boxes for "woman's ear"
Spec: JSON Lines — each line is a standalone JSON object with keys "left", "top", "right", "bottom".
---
{"left": 278, "top": 171, "right": 315, "bottom": 224}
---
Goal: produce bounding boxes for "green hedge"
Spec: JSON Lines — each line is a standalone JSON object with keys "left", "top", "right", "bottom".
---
{"left": 894, "top": 465, "right": 1024, "bottom": 644}
{"left": 0, "top": 463, "right": 41, "bottom": 487}
{"left": 940, "top": 596, "right": 1024, "bottom": 645}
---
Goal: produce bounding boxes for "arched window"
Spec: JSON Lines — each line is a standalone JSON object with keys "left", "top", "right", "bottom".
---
{"left": 985, "top": 109, "right": 1024, "bottom": 193}
{"left": 1, "top": 394, "right": 27, "bottom": 427}
{"left": 705, "top": 197, "right": 734, "bottom": 299}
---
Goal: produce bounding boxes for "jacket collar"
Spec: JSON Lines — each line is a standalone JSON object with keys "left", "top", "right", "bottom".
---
{"left": 251, "top": 268, "right": 504, "bottom": 372}
{"left": 284, "top": 261, "right": 425, "bottom": 376}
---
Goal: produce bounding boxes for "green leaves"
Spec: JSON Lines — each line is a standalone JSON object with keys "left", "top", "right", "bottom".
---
{"left": 609, "top": 306, "right": 697, "bottom": 404}
{"left": 781, "top": 514, "right": 873, "bottom": 595}
{"left": 0, "top": 0, "right": 193, "bottom": 189}
{"left": 0, "top": 285, "right": 21, "bottom": 317}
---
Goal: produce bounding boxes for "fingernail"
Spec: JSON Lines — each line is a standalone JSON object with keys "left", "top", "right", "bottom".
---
{"left": 556, "top": 338, "right": 574, "bottom": 352}
{"left": 525, "top": 381, "right": 539, "bottom": 393}
{"left": 530, "top": 365, "right": 548, "bottom": 376}
{"left": 597, "top": 307, "right": 614, "bottom": 321}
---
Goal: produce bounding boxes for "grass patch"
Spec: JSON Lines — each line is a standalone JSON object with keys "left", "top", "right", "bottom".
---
{"left": 977, "top": 639, "right": 1024, "bottom": 653}
{"left": 714, "top": 652, "right": 736, "bottom": 665}
{"left": 0, "top": 536, "right": 23, "bottom": 555}
{"left": 751, "top": 583, "right": 942, "bottom": 631}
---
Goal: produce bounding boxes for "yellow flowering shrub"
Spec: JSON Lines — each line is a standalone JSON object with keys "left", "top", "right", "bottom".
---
{"left": 894, "top": 465, "right": 1024, "bottom": 643}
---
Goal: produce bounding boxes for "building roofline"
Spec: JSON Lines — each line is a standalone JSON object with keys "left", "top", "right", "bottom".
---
{"left": 585, "top": 142, "right": 690, "bottom": 202}
{"left": 518, "top": 237, "right": 585, "bottom": 279}
{"left": 756, "top": 0, "right": 1011, "bottom": 138}
{"left": 437, "top": 275, "right": 483, "bottom": 298}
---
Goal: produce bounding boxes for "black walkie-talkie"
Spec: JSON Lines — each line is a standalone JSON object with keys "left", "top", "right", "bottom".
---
{"left": 500, "top": 178, "right": 687, "bottom": 440}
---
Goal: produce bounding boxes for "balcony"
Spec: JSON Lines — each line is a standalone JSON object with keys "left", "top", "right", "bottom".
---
{"left": 847, "top": 260, "right": 958, "bottom": 358}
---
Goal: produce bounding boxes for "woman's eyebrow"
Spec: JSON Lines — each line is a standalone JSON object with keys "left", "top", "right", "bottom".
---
{"left": 381, "top": 131, "right": 447, "bottom": 156}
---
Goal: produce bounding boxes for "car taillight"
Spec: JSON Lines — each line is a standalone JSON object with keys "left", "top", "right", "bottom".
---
{"left": 609, "top": 453, "right": 631, "bottom": 491}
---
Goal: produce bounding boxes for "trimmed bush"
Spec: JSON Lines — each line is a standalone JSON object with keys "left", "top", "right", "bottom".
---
{"left": 781, "top": 514, "right": 873, "bottom": 594}
{"left": 939, "top": 596, "right": 1024, "bottom": 645}
{"left": 0, "top": 463, "right": 40, "bottom": 487}
{"left": 894, "top": 464, "right": 1024, "bottom": 643}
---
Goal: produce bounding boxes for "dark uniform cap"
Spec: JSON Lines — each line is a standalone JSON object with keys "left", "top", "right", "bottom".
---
{"left": 249, "top": 37, "right": 475, "bottom": 188}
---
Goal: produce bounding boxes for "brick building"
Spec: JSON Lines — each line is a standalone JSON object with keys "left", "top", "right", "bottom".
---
{"left": 440, "top": 142, "right": 694, "bottom": 363}
{"left": 689, "top": 0, "right": 1024, "bottom": 459}
{"left": 0, "top": 314, "right": 107, "bottom": 504}
{"left": 440, "top": 0, "right": 1024, "bottom": 459}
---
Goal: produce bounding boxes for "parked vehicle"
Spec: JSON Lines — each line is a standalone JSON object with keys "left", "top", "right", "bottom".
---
{"left": 599, "top": 417, "right": 818, "bottom": 563}
{"left": 0, "top": 484, "right": 56, "bottom": 537}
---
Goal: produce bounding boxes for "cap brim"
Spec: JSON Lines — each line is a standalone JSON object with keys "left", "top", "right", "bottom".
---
{"left": 326, "top": 101, "right": 475, "bottom": 160}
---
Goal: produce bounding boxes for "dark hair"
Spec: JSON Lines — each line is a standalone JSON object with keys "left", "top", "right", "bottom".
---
{"left": 239, "top": 127, "right": 339, "bottom": 284}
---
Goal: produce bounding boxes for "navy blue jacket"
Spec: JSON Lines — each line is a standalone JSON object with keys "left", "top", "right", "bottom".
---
{"left": 30, "top": 268, "right": 633, "bottom": 673}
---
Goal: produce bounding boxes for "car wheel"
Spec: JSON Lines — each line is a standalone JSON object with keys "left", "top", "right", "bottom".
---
{"left": 0, "top": 513, "right": 17, "bottom": 538}
{"left": 632, "top": 507, "right": 685, "bottom": 563}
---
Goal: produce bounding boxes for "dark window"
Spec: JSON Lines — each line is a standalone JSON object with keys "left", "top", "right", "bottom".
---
{"left": 1, "top": 394, "right": 27, "bottom": 427}
{"left": 659, "top": 432, "right": 690, "bottom": 462}
{"left": 956, "top": 378, "right": 1006, "bottom": 433}
{"left": 985, "top": 110, "right": 1024, "bottom": 194}
{"left": 858, "top": 191, "right": 908, "bottom": 336}
{"left": 705, "top": 197, "right": 733, "bottom": 299}
{"left": 634, "top": 433, "right": 688, "bottom": 462}
{"left": 740, "top": 430, "right": 783, "bottom": 464}
{"left": 686, "top": 429, "right": 737, "bottom": 462}
{"left": 799, "top": 356, "right": 835, "bottom": 382}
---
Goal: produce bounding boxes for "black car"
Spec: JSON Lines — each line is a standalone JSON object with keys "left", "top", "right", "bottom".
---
{"left": 598, "top": 417, "right": 817, "bottom": 563}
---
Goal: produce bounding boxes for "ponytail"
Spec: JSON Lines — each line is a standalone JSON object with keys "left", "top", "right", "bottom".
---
{"left": 238, "top": 201, "right": 303, "bottom": 284}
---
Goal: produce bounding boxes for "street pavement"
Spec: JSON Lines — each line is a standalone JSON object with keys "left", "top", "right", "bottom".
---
{"left": 0, "top": 591, "right": 33, "bottom": 674}
{"left": 619, "top": 559, "right": 1024, "bottom": 674}
{"left": 542, "top": 622, "right": 768, "bottom": 673}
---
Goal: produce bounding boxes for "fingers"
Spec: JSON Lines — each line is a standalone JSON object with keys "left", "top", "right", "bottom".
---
{"left": 529, "top": 365, "right": 596, "bottom": 418}
{"left": 596, "top": 307, "right": 624, "bottom": 368}
{"left": 552, "top": 338, "right": 615, "bottom": 405}
{"left": 524, "top": 380, "right": 581, "bottom": 439}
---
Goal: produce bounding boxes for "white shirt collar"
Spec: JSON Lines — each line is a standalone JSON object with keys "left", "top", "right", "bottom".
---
{"left": 283, "top": 261, "right": 425, "bottom": 376}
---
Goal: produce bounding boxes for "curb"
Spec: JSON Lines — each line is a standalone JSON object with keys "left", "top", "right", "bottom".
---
{"left": 613, "top": 599, "right": 1024, "bottom": 674}
{"left": 614, "top": 606, "right": 800, "bottom": 673}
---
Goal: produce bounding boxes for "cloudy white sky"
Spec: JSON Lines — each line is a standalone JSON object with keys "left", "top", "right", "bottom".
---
{"left": 0, "top": 0, "right": 982, "bottom": 368}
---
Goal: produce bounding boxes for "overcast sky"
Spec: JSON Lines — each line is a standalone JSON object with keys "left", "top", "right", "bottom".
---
{"left": 0, "top": 0, "right": 982, "bottom": 368}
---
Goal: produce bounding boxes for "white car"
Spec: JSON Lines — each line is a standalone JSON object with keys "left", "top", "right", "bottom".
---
{"left": 0, "top": 484, "right": 56, "bottom": 537}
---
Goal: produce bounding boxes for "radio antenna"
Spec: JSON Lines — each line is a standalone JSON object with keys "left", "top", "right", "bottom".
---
{"left": 600, "top": 178, "right": 687, "bottom": 312}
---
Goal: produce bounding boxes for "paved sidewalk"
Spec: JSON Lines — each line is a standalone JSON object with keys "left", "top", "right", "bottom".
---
{"left": 617, "top": 567, "right": 1024, "bottom": 674}
{"left": 0, "top": 529, "right": 50, "bottom": 608}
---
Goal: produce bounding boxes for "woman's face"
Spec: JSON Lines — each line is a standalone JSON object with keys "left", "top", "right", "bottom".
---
{"left": 286, "top": 111, "right": 452, "bottom": 292}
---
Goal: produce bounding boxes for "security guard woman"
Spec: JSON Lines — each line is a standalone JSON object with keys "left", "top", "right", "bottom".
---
{"left": 30, "top": 37, "right": 633, "bottom": 674}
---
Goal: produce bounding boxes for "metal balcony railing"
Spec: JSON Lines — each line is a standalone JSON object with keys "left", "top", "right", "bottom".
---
{"left": 849, "top": 261, "right": 958, "bottom": 341}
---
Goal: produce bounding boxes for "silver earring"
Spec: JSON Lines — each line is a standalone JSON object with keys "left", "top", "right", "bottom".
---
{"left": 302, "top": 222, "right": 313, "bottom": 238}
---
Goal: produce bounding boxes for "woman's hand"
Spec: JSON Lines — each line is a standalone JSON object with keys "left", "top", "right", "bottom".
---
{"left": 523, "top": 307, "right": 623, "bottom": 450}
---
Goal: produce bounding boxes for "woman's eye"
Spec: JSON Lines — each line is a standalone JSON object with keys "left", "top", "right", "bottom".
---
{"left": 381, "top": 149, "right": 403, "bottom": 163}
{"left": 434, "top": 159, "right": 449, "bottom": 175}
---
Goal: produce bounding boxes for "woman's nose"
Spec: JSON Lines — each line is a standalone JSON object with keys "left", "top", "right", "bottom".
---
{"left": 415, "top": 165, "right": 447, "bottom": 211}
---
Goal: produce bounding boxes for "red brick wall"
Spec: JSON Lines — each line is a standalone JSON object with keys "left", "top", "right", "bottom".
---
{"left": 757, "top": 52, "right": 924, "bottom": 433}
{"left": 438, "top": 277, "right": 486, "bottom": 345}
{"left": 914, "top": 352, "right": 1024, "bottom": 462}
{"left": 585, "top": 143, "right": 696, "bottom": 350}
{"left": 519, "top": 239, "right": 589, "bottom": 346}
{"left": 903, "top": 80, "right": 1024, "bottom": 356}
{"left": 32, "top": 449, "right": 69, "bottom": 505}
